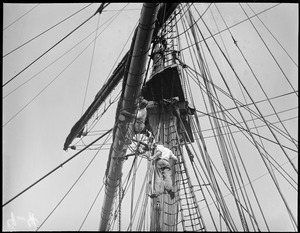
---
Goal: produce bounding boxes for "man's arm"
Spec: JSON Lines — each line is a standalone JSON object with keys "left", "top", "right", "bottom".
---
{"left": 148, "top": 150, "right": 162, "bottom": 161}
{"left": 170, "top": 152, "right": 178, "bottom": 162}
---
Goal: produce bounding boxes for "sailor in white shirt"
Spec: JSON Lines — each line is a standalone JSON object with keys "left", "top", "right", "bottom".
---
{"left": 147, "top": 143, "right": 178, "bottom": 199}
{"left": 134, "top": 99, "right": 148, "bottom": 134}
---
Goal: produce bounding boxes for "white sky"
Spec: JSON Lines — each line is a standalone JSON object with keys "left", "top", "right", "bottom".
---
{"left": 2, "top": 3, "right": 298, "bottom": 231}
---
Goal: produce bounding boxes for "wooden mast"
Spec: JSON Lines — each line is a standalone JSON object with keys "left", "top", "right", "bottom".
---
{"left": 62, "top": 3, "right": 180, "bottom": 230}
{"left": 98, "top": 3, "right": 160, "bottom": 230}
{"left": 145, "top": 18, "right": 183, "bottom": 231}
{"left": 63, "top": 3, "right": 179, "bottom": 151}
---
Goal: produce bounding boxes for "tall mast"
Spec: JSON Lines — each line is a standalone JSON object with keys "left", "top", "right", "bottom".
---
{"left": 98, "top": 3, "right": 160, "bottom": 230}
{"left": 63, "top": 3, "right": 179, "bottom": 151}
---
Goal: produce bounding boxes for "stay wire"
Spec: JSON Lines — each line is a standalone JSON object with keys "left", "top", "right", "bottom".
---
{"left": 185, "top": 66, "right": 298, "bottom": 145}
{"left": 183, "top": 11, "right": 257, "bottom": 229}
{"left": 246, "top": 3, "right": 298, "bottom": 68}
{"left": 3, "top": 40, "right": 95, "bottom": 127}
{"left": 185, "top": 66, "right": 297, "bottom": 186}
{"left": 173, "top": 113, "right": 219, "bottom": 230}
{"left": 183, "top": 32, "right": 288, "bottom": 228}
{"left": 238, "top": 3, "right": 298, "bottom": 97}
{"left": 179, "top": 11, "right": 237, "bottom": 229}
{"left": 102, "top": 3, "right": 133, "bottom": 84}
{"left": 129, "top": 154, "right": 138, "bottom": 231}
{"left": 3, "top": 7, "right": 121, "bottom": 100}
{"left": 3, "top": 3, "right": 92, "bottom": 58}
{"left": 218, "top": 3, "right": 298, "bottom": 148}
{"left": 110, "top": 157, "right": 146, "bottom": 230}
{"left": 194, "top": 3, "right": 298, "bottom": 174}
{"left": 81, "top": 13, "right": 101, "bottom": 116}
{"left": 37, "top": 132, "right": 111, "bottom": 231}
{"left": 168, "top": 3, "right": 212, "bottom": 39}
{"left": 194, "top": 108, "right": 297, "bottom": 154}
{"left": 136, "top": 163, "right": 154, "bottom": 230}
{"left": 200, "top": 154, "right": 298, "bottom": 209}
{"left": 196, "top": 91, "right": 298, "bottom": 120}
{"left": 187, "top": 60, "right": 298, "bottom": 184}
{"left": 194, "top": 20, "right": 248, "bottom": 229}
{"left": 78, "top": 138, "right": 112, "bottom": 231}
{"left": 180, "top": 13, "right": 298, "bottom": 147}
{"left": 79, "top": 183, "right": 105, "bottom": 231}
{"left": 179, "top": 3, "right": 281, "bottom": 53}
{"left": 191, "top": 118, "right": 280, "bottom": 231}
{"left": 74, "top": 92, "right": 120, "bottom": 150}
{"left": 195, "top": 109, "right": 298, "bottom": 188}
{"left": 2, "top": 128, "right": 113, "bottom": 208}
{"left": 3, "top": 9, "right": 123, "bottom": 128}
{"left": 191, "top": 115, "right": 261, "bottom": 230}
{"left": 127, "top": 159, "right": 150, "bottom": 231}
{"left": 200, "top": 115, "right": 298, "bottom": 140}
{"left": 210, "top": 4, "right": 233, "bottom": 65}
{"left": 3, "top": 4, "right": 40, "bottom": 31}
{"left": 211, "top": 6, "right": 293, "bottom": 226}
{"left": 188, "top": 55, "right": 296, "bottom": 229}
{"left": 3, "top": 4, "right": 104, "bottom": 88}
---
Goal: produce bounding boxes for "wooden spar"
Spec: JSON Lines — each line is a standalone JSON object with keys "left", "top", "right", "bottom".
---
{"left": 63, "top": 54, "right": 127, "bottom": 151}
{"left": 99, "top": 3, "right": 160, "bottom": 231}
{"left": 63, "top": 3, "right": 179, "bottom": 151}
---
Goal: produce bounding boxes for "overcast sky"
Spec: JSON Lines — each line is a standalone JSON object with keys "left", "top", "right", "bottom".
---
{"left": 2, "top": 3, "right": 298, "bottom": 231}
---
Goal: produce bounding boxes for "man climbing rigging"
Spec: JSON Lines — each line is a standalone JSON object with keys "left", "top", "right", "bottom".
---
{"left": 134, "top": 98, "right": 148, "bottom": 134}
{"left": 147, "top": 142, "right": 178, "bottom": 200}
{"left": 119, "top": 98, "right": 152, "bottom": 144}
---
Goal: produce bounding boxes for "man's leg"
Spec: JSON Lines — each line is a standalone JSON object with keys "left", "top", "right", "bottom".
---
{"left": 162, "top": 168, "right": 175, "bottom": 200}
{"left": 150, "top": 166, "right": 164, "bottom": 198}
{"left": 162, "top": 168, "right": 173, "bottom": 191}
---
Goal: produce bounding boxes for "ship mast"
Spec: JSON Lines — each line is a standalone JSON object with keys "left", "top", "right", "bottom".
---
{"left": 62, "top": 3, "right": 180, "bottom": 231}
{"left": 98, "top": 3, "right": 160, "bottom": 230}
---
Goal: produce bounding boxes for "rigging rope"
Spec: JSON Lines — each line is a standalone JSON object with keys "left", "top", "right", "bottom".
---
{"left": 179, "top": 3, "right": 282, "bottom": 53}
{"left": 185, "top": 67, "right": 297, "bottom": 189}
{"left": 196, "top": 109, "right": 297, "bottom": 154}
{"left": 79, "top": 182, "right": 105, "bottom": 231}
{"left": 81, "top": 14, "right": 102, "bottom": 116}
{"left": 179, "top": 9, "right": 238, "bottom": 230}
{"left": 195, "top": 109, "right": 298, "bottom": 190}
{"left": 185, "top": 55, "right": 298, "bottom": 186}
{"left": 186, "top": 8, "right": 255, "bottom": 229}
{"left": 3, "top": 10, "right": 126, "bottom": 128}
{"left": 197, "top": 91, "right": 298, "bottom": 120}
{"left": 129, "top": 154, "right": 138, "bottom": 231}
{"left": 186, "top": 32, "right": 296, "bottom": 226}
{"left": 174, "top": 12, "right": 296, "bottom": 149}
{"left": 2, "top": 128, "right": 112, "bottom": 208}
{"left": 191, "top": 116, "right": 270, "bottom": 231}
{"left": 245, "top": 3, "right": 298, "bottom": 68}
{"left": 238, "top": 3, "right": 298, "bottom": 97}
{"left": 180, "top": 5, "right": 298, "bottom": 229}
{"left": 3, "top": 10, "right": 123, "bottom": 100}
{"left": 191, "top": 4, "right": 298, "bottom": 175}
{"left": 3, "top": 4, "right": 40, "bottom": 31}
{"left": 201, "top": 115, "right": 298, "bottom": 141}
{"left": 3, "top": 3, "right": 108, "bottom": 88}
{"left": 37, "top": 132, "right": 111, "bottom": 231}
{"left": 178, "top": 39, "right": 224, "bottom": 231}
{"left": 3, "top": 3, "right": 92, "bottom": 58}
{"left": 186, "top": 67, "right": 298, "bottom": 145}
{"left": 215, "top": 3, "right": 298, "bottom": 148}
{"left": 207, "top": 8, "right": 297, "bottom": 228}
